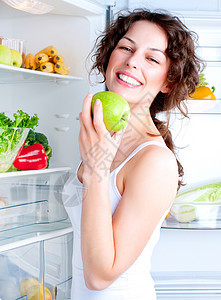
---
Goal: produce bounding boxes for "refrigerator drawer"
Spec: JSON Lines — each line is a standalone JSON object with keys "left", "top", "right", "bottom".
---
{"left": 0, "top": 230, "right": 73, "bottom": 300}
{"left": 157, "top": 289, "right": 221, "bottom": 299}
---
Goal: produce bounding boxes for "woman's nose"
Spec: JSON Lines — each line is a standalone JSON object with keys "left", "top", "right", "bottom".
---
{"left": 126, "top": 53, "right": 139, "bottom": 69}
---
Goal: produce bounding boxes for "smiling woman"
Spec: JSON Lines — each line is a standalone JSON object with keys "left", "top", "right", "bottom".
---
{"left": 64, "top": 8, "right": 204, "bottom": 300}
{"left": 105, "top": 20, "right": 170, "bottom": 105}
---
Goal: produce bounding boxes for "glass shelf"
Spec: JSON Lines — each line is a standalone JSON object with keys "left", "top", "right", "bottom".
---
{"left": 162, "top": 216, "right": 221, "bottom": 230}
{"left": 0, "top": 167, "right": 72, "bottom": 232}
{"left": 0, "top": 167, "right": 71, "bottom": 179}
{"left": 0, "top": 64, "right": 83, "bottom": 84}
{"left": 171, "top": 99, "right": 221, "bottom": 115}
{"left": 0, "top": 220, "right": 73, "bottom": 252}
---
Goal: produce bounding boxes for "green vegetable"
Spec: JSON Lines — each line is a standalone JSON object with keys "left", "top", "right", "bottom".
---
{"left": 0, "top": 110, "right": 39, "bottom": 129}
{"left": 170, "top": 181, "right": 221, "bottom": 223}
{"left": 197, "top": 73, "right": 208, "bottom": 88}
{"left": 0, "top": 112, "right": 13, "bottom": 127}
{"left": 170, "top": 204, "right": 197, "bottom": 223}
{"left": 0, "top": 110, "right": 39, "bottom": 172}
{"left": 197, "top": 73, "right": 216, "bottom": 93}
{"left": 176, "top": 181, "right": 221, "bottom": 203}
{"left": 12, "top": 110, "right": 39, "bottom": 129}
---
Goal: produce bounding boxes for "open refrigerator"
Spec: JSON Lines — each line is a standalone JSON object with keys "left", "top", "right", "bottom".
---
{"left": 0, "top": 0, "right": 109, "bottom": 299}
{"left": 1, "top": 0, "right": 221, "bottom": 299}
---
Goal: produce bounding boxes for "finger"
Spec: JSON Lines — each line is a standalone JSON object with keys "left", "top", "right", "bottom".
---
{"left": 78, "top": 112, "right": 87, "bottom": 139}
{"left": 79, "top": 112, "right": 86, "bottom": 130}
{"left": 93, "top": 99, "right": 107, "bottom": 135}
{"left": 81, "top": 93, "right": 94, "bottom": 131}
{"left": 112, "top": 126, "right": 127, "bottom": 146}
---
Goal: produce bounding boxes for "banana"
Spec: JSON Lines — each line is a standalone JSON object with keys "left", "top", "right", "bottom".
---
{"left": 24, "top": 53, "right": 37, "bottom": 70}
{"left": 54, "top": 62, "right": 69, "bottom": 75}
{"left": 53, "top": 54, "right": 64, "bottom": 64}
{"left": 35, "top": 53, "right": 49, "bottom": 64}
{"left": 36, "top": 46, "right": 58, "bottom": 57}
{"left": 40, "top": 62, "right": 54, "bottom": 73}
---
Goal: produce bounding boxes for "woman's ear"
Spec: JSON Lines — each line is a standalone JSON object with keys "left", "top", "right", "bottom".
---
{"left": 161, "top": 82, "right": 171, "bottom": 94}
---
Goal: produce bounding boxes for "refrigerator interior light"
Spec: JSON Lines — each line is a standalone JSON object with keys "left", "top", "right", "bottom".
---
{"left": 1, "top": 0, "right": 54, "bottom": 14}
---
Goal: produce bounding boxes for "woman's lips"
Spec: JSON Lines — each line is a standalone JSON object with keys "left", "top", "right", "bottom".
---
{"left": 116, "top": 71, "right": 142, "bottom": 88}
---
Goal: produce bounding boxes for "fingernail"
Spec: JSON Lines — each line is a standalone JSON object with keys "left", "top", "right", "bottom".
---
{"left": 95, "top": 99, "right": 101, "bottom": 106}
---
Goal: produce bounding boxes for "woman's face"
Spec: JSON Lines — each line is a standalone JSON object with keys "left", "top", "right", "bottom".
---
{"left": 105, "top": 20, "right": 170, "bottom": 106}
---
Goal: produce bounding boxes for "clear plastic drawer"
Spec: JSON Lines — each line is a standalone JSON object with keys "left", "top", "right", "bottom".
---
{"left": 0, "top": 231, "right": 73, "bottom": 300}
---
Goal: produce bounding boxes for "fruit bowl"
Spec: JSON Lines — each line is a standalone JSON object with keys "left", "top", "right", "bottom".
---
{"left": 0, "top": 127, "right": 29, "bottom": 172}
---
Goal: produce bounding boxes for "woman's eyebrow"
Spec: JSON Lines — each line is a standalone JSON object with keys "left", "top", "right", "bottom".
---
{"left": 122, "top": 36, "right": 135, "bottom": 44}
{"left": 149, "top": 47, "right": 166, "bottom": 57}
{"left": 122, "top": 36, "right": 166, "bottom": 57}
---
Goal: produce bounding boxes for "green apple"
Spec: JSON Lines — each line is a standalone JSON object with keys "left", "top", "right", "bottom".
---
{"left": 91, "top": 91, "right": 130, "bottom": 132}
{"left": 0, "top": 45, "right": 12, "bottom": 66}
{"left": 10, "top": 49, "right": 23, "bottom": 67}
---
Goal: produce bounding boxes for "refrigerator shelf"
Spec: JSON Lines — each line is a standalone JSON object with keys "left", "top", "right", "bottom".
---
{"left": 0, "top": 167, "right": 71, "bottom": 232}
{"left": 162, "top": 217, "right": 221, "bottom": 230}
{"left": 170, "top": 99, "right": 221, "bottom": 115}
{"left": 0, "top": 220, "right": 73, "bottom": 252}
{"left": 44, "top": 0, "right": 107, "bottom": 16}
{"left": 0, "top": 64, "right": 83, "bottom": 84}
{"left": 0, "top": 167, "right": 71, "bottom": 178}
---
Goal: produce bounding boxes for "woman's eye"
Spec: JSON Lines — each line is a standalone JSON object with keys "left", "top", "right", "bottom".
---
{"left": 120, "top": 46, "right": 132, "bottom": 52}
{"left": 147, "top": 57, "right": 159, "bottom": 64}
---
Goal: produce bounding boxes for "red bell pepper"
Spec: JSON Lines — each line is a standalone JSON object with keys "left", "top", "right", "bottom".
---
{"left": 13, "top": 144, "right": 47, "bottom": 170}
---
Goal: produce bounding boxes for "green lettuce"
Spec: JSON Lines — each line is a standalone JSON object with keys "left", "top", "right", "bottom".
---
{"left": 176, "top": 181, "right": 221, "bottom": 203}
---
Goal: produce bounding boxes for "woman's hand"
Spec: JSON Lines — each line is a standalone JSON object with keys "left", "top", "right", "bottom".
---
{"left": 78, "top": 93, "right": 124, "bottom": 181}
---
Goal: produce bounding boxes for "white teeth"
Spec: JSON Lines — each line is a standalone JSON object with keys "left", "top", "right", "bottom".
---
{"left": 118, "top": 74, "right": 141, "bottom": 86}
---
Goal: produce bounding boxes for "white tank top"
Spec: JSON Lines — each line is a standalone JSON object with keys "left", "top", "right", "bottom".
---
{"left": 63, "top": 141, "right": 171, "bottom": 300}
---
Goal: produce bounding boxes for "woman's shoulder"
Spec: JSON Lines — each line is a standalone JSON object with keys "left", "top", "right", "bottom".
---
{"left": 125, "top": 140, "right": 178, "bottom": 190}
{"left": 119, "top": 139, "right": 178, "bottom": 215}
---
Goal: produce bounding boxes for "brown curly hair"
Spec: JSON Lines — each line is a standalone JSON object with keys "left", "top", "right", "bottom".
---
{"left": 90, "top": 9, "right": 204, "bottom": 189}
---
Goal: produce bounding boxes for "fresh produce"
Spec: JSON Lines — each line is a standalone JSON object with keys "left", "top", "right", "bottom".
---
{"left": 36, "top": 45, "right": 58, "bottom": 57}
{"left": 40, "top": 61, "right": 54, "bottom": 73}
{"left": 0, "top": 110, "right": 39, "bottom": 129}
{"left": 189, "top": 73, "right": 216, "bottom": 100}
{"left": 24, "top": 45, "right": 69, "bottom": 75}
{"left": 35, "top": 53, "right": 49, "bottom": 64}
{"left": 189, "top": 86, "right": 216, "bottom": 100}
{"left": 20, "top": 278, "right": 39, "bottom": 295}
{"left": 0, "top": 128, "right": 29, "bottom": 173}
{"left": 24, "top": 53, "right": 37, "bottom": 70}
{"left": 170, "top": 181, "right": 221, "bottom": 223}
{"left": 10, "top": 49, "right": 23, "bottom": 67}
{"left": 170, "top": 204, "right": 197, "bottom": 223}
{"left": 0, "top": 44, "right": 12, "bottom": 66}
{"left": 52, "top": 54, "right": 64, "bottom": 64}
{"left": 13, "top": 144, "right": 48, "bottom": 170}
{"left": 0, "top": 110, "right": 52, "bottom": 172}
{"left": 54, "top": 62, "right": 69, "bottom": 75}
{"left": 20, "top": 277, "right": 52, "bottom": 300}
{"left": 0, "top": 110, "right": 39, "bottom": 172}
{"left": 176, "top": 181, "right": 221, "bottom": 203}
{"left": 24, "top": 129, "right": 52, "bottom": 167}
{"left": 91, "top": 91, "right": 130, "bottom": 132}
